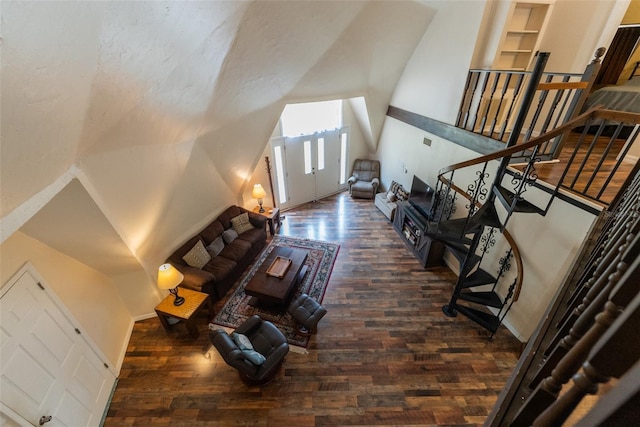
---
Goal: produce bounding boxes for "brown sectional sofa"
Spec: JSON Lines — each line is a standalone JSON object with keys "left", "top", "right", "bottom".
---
{"left": 167, "top": 206, "right": 267, "bottom": 302}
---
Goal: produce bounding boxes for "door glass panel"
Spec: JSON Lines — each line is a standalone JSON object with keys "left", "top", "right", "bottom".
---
{"left": 340, "top": 132, "right": 348, "bottom": 184}
{"left": 274, "top": 146, "right": 287, "bottom": 204}
{"left": 317, "top": 138, "right": 325, "bottom": 171}
{"left": 304, "top": 140, "right": 312, "bottom": 174}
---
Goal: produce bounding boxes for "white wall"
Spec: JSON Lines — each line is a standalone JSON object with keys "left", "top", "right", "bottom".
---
{"left": 390, "top": 1, "right": 487, "bottom": 124}
{"left": 0, "top": 232, "right": 132, "bottom": 370}
{"left": 539, "top": 0, "right": 629, "bottom": 72}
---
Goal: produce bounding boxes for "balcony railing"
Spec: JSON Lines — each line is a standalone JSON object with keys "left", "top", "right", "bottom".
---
{"left": 456, "top": 50, "right": 604, "bottom": 160}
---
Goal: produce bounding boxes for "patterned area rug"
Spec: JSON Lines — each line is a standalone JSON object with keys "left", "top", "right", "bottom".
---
{"left": 211, "top": 235, "right": 339, "bottom": 348}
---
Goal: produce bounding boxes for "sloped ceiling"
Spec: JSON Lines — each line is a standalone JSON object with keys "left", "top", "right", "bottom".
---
{"left": 1, "top": 1, "right": 436, "bottom": 272}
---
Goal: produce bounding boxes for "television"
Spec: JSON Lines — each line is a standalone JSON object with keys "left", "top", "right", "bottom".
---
{"left": 409, "top": 175, "right": 435, "bottom": 220}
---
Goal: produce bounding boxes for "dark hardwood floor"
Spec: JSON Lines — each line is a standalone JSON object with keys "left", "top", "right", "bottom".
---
{"left": 105, "top": 192, "right": 522, "bottom": 426}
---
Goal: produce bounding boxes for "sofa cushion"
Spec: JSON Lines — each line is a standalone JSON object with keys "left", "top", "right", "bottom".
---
{"left": 237, "top": 227, "right": 267, "bottom": 247}
{"left": 220, "top": 239, "right": 252, "bottom": 262}
{"left": 222, "top": 228, "right": 238, "bottom": 244}
{"left": 205, "top": 255, "right": 237, "bottom": 283}
{"left": 201, "top": 221, "right": 224, "bottom": 245}
{"left": 217, "top": 206, "right": 245, "bottom": 230}
{"left": 206, "top": 236, "right": 225, "bottom": 257}
{"left": 182, "top": 239, "right": 211, "bottom": 269}
{"left": 231, "top": 212, "right": 255, "bottom": 235}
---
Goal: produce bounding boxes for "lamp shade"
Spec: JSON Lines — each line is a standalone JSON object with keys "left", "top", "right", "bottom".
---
{"left": 252, "top": 183, "right": 266, "bottom": 199}
{"left": 157, "top": 263, "right": 184, "bottom": 289}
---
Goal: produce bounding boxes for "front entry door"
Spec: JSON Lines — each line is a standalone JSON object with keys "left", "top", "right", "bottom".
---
{"left": 276, "top": 128, "right": 348, "bottom": 209}
{"left": 1, "top": 265, "right": 117, "bottom": 427}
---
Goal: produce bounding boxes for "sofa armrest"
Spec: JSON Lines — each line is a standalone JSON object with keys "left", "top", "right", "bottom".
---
{"left": 347, "top": 175, "right": 357, "bottom": 185}
{"left": 257, "top": 342, "right": 289, "bottom": 377}
{"left": 371, "top": 177, "right": 380, "bottom": 188}
{"left": 178, "top": 266, "right": 216, "bottom": 292}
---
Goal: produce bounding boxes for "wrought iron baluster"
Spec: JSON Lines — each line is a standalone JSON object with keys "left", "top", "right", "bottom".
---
{"left": 583, "top": 123, "right": 623, "bottom": 194}
{"left": 597, "top": 125, "right": 640, "bottom": 200}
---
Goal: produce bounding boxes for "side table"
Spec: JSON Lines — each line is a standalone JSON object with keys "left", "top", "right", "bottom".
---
{"left": 253, "top": 206, "right": 281, "bottom": 235}
{"left": 154, "top": 287, "right": 215, "bottom": 339}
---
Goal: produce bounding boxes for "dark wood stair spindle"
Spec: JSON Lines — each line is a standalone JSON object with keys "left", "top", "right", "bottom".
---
{"left": 545, "top": 215, "right": 640, "bottom": 357}
{"left": 563, "top": 194, "right": 640, "bottom": 312}
{"left": 511, "top": 234, "right": 640, "bottom": 426}
{"left": 532, "top": 264, "right": 640, "bottom": 426}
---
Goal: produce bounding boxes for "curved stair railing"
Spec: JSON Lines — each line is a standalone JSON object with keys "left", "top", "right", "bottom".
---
{"left": 425, "top": 107, "right": 640, "bottom": 338}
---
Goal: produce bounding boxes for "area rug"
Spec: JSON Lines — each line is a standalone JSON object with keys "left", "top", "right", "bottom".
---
{"left": 211, "top": 235, "right": 339, "bottom": 348}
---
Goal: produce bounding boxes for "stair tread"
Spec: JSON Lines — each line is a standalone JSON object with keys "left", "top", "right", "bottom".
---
{"left": 458, "top": 291, "right": 504, "bottom": 308}
{"left": 494, "top": 185, "right": 545, "bottom": 215}
{"left": 440, "top": 218, "right": 483, "bottom": 235}
{"left": 442, "top": 240, "right": 469, "bottom": 260}
{"left": 469, "top": 202, "right": 503, "bottom": 229}
{"left": 454, "top": 304, "right": 501, "bottom": 333}
{"left": 462, "top": 269, "right": 497, "bottom": 289}
{"left": 445, "top": 243, "right": 481, "bottom": 275}
{"left": 426, "top": 221, "right": 474, "bottom": 245}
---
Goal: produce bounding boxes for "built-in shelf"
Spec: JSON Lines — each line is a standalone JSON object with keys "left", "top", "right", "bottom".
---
{"left": 507, "top": 30, "right": 540, "bottom": 34}
{"left": 494, "top": 2, "right": 553, "bottom": 72}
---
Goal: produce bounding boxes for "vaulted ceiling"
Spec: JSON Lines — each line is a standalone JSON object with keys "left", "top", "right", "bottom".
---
{"left": 1, "top": 1, "right": 436, "bottom": 273}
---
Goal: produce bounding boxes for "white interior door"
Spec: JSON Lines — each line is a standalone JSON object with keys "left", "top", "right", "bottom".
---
{"left": 1, "top": 264, "right": 117, "bottom": 427}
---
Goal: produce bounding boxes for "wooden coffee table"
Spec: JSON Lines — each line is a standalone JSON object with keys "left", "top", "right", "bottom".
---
{"left": 244, "top": 247, "right": 308, "bottom": 309}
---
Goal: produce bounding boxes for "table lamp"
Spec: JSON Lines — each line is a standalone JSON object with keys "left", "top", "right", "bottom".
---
{"left": 252, "top": 183, "right": 267, "bottom": 213}
{"left": 157, "top": 263, "right": 185, "bottom": 306}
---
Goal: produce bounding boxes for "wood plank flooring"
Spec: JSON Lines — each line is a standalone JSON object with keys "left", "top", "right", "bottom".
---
{"left": 104, "top": 193, "right": 522, "bottom": 426}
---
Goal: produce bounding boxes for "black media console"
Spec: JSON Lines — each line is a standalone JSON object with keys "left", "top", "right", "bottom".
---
{"left": 392, "top": 200, "right": 444, "bottom": 268}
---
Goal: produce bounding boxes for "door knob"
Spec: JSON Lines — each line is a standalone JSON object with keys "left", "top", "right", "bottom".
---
{"left": 39, "top": 415, "right": 52, "bottom": 425}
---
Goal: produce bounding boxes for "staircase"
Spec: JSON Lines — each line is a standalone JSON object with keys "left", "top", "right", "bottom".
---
{"left": 425, "top": 107, "right": 640, "bottom": 338}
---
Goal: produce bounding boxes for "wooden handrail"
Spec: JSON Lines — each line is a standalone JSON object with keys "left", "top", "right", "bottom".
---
{"left": 438, "top": 107, "right": 603, "bottom": 177}
{"left": 537, "top": 81, "right": 589, "bottom": 91}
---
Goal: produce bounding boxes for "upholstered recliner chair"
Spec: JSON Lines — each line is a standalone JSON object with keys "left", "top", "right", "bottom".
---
{"left": 210, "top": 315, "right": 289, "bottom": 385}
{"left": 348, "top": 159, "right": 380, "bottom": 199}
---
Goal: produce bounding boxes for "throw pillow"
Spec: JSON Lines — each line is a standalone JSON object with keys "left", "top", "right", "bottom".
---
{"left": 182, "top": 239, "right": 211, "bottom": 269}
{"left": 222, "top": 228, "right": 238, "bottom": 244}
{"left": 230, "top": 212, "right": 255, "bottom": 235}
{"left": 396, "top": 186, "right": 410, "bottom": 201}
{"left": 206, "top": 236, "right": 225, "bottom": 257}
{"left": 389, "top": 180, "right": 401, "bottom": 195}
{"left": 231, "top": 332, "right": 253, "bottom": 351}
{"left": 386, "top": 190, "right": 397, "bottom": 202}
{"left": 243, "top": 350, "right": 266, "bottom": 365}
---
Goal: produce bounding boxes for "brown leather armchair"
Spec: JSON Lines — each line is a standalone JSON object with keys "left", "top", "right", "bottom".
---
{"left": 210, "top": 315, "right": 289, "bottom": 385}
{"left": 348, "top": 159, "right": 380, "bottom": 199}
